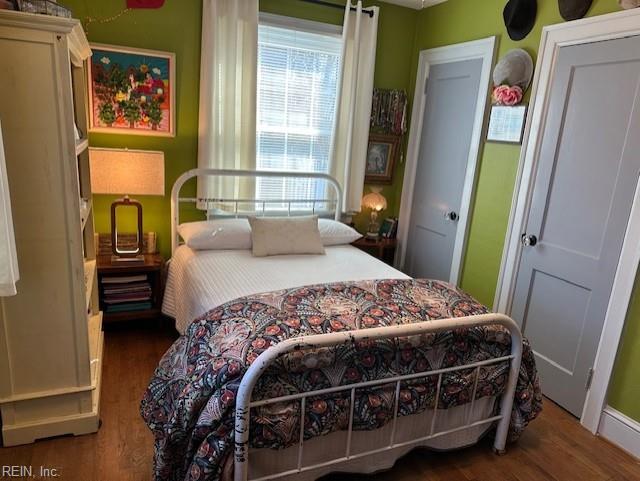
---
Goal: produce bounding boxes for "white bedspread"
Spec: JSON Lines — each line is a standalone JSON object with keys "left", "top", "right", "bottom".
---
{"left": 163, "top": 245, "right": 409, "bottom": 334}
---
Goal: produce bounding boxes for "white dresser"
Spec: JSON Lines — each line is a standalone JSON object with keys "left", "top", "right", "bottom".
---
{"left": 0, "top": 10, "right": 103, "bottom": 446}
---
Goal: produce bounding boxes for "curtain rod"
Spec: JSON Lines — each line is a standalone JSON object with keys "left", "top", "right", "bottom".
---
{"left": 298, "top": 0, "right": 375, "bottom": 18}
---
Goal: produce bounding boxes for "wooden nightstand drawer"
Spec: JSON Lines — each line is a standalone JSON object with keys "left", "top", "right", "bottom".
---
{"left": 97, "top": 253, "right": 165, "bottom": 323}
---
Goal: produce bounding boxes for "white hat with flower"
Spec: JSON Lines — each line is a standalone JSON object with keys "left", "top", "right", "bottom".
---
{"left": 492, "top": 48, "right": 534, "bottom": 106}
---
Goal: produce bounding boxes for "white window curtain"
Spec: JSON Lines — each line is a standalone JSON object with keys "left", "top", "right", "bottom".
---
{"left": 0, "top": 120, "right": 19, "bottom": 297}
{"left": 197, "top": 0, "right": 259, "bottom": 208}
{"left": 331, "top": 1, "right": 379, "bottom": 214}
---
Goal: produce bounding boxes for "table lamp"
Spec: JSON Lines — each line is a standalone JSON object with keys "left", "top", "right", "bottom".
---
{"left": 362, "top": 188, "right": 387, "bottom": 239}
{"left": 89, "top": 148, "right": 164, "bottom": 264}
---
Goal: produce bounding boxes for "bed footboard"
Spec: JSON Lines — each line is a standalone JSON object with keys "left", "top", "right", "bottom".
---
{"left": 234, "top": 313, "right": 523, "bottom": 481}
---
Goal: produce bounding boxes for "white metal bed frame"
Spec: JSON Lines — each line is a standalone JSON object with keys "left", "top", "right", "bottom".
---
{"left": 170, "top": 169, "right": 523, "bottom": 481}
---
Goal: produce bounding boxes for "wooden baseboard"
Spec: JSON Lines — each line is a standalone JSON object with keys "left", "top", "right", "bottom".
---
{"left": 598, "top": 406, "right": 640, "bottom": 460}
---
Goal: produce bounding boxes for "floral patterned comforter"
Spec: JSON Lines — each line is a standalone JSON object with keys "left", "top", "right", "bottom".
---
{"left": 141, "top": 279, "right": 542, "bottom": 481}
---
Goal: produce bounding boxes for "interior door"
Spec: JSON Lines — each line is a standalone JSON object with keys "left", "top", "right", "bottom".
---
{"left": 405, "top": 58, "right": 483, "bottom": 281}
{"left": 511, "top": 35, "right": 640, "bottom": 417}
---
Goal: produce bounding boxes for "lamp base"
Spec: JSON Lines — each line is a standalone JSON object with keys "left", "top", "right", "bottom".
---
{"left": 366, "top": 209, "right": 381, "bottom": 240}
{"left": 111, "top": 196, "right": 145, "bottom": 263}
{"left": 110, "top": 254, "right": 145, "bottom": 265}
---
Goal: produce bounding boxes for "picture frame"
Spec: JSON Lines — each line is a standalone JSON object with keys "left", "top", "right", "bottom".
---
{"left": 88, "top": 44, "right": 176, "bottom": 137}
{"left": 486, "top": 105, "right": 527, "bottom": 144}
{"left": 379, "top": 217, "right": 398, "bottom": 239}
{"left": 365, "top": 133, "right": 399, "bottom": 184}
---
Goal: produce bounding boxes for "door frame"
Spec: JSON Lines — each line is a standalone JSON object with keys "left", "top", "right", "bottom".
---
{"left": 494, "top": 8, "right": 640, "bottom": 433}
{"left": 397, "top": 36, "right": 497, "bottom": 285}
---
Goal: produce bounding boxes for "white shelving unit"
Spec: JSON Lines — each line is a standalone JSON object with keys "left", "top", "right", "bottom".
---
{"left": 75, "top": 138, "right": 89, "bottom": 156}
{"left": 0, "top": 10, "right": 103, "bottom": 446}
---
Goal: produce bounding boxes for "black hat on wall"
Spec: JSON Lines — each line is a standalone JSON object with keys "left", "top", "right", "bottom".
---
{"left": 504, "top": 0, "right": 538, "bottom": 41}
{"left": 558, "top": 0, "right": 593, "bottom": 21}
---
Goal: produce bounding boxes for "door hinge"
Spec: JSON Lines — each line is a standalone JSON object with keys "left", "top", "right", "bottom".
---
{"left": 585, "top": 367, "right": 594, "bottom": 390}
{"left": 424, "top": 76, "right": 429, "bottom": 95}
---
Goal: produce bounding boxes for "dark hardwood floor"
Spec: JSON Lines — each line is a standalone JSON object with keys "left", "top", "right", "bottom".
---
{"left": 1, "top": 324, "right": 639, "bottom": 481}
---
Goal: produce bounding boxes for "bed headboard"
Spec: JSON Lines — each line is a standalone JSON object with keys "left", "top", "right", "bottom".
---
{"left": 171, "top": 169, "right": 343, "bottom": 255}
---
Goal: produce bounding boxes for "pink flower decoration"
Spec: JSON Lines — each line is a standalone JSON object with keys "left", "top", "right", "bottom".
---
{"left": 492, "top": 84, "right": 523, "bottom": 106}
{"left": 492, "top": 85, "right": 509, "bottom": 103}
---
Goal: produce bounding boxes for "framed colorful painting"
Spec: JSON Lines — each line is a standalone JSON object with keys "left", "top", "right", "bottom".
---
{"left": 88, "top": 44, "right": 175, "bottom": 137}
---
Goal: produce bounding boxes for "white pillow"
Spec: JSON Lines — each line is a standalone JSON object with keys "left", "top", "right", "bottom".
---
{"left": 177, "top": 219, "right": 251, "bottom": 250}
{"left": 248, "top": 215, "right": 325, "bottom": 257}
{"left": 318, "top": 219, "right": 362, "bottom": 246}
{"left": 177, "top": 217, "right": 361, "bottom": 251}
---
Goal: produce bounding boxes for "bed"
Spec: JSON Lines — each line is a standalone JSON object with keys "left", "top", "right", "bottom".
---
{"left": 142, "top": 169, "right": 542, "bottom": 481}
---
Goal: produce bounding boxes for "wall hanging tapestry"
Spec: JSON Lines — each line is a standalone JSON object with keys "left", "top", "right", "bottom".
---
{"left": 370, "top": 88, "right": 407, "bottom": 136}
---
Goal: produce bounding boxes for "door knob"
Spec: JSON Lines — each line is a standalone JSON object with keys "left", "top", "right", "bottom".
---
{"left": 445, "top": 211, "right": 458, "bottom": 222}
{"left": 521, "top": 234, "right": 538, "bottom": 247}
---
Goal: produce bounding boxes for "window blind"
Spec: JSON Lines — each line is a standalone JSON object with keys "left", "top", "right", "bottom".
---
{"left": 256, "top": 22, "right": 342, "bottom": 209}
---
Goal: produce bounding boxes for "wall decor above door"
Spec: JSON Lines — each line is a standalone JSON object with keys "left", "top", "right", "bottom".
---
{"left": 487, "top": 105, "right": 527, "bottom": 143}
{"left": 559, "top": 0, "right": 593, "bottom": 21}
{"left": 503, "top": 0, "right": 537, "bottom": 41}
{"left": 492, "top": 48, "right": 534, "bottom": 97}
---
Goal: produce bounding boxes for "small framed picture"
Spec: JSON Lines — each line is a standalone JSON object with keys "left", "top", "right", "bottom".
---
{"left": 487, "top": 105, "right": 527, "bottom": 144}
{"left": 379, "top": 218, "right": 398, "bottom": 239}
{"left": 365, "top": 133, "right": 399, "bottom": 184}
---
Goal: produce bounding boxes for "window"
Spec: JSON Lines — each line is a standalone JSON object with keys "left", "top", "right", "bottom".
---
{"left": 256, "top": 16, "right": 342, "bottom": 209}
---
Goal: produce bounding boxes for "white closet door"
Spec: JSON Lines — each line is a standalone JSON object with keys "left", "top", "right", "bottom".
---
{"left": 510, "top": 35, "right": 640, "bottom": 417}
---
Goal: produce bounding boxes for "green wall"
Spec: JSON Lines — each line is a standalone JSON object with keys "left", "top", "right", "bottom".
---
{"left": 412, "top": 0, "right": 639, "bottom": 421}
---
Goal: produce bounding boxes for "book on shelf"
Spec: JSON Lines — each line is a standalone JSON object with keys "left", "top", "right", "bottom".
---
{"left": 104, "top": 295, "right": 152, "bottom": 304}
{"left": 105, "top": 301, "right": 153, "bottom": 313}
{"left": 101, "top": 274, "right": 148, "bottom": 284}
{"left": 101, "top": 273, "right": 154, "bottom": 313}
{"left": 103, "top": 285, "right": 151, "bottom": 296}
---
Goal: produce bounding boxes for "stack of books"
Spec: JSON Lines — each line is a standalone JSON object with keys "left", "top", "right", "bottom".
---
{"left": 101, "top": 275, "right": 152, "bottom": 314}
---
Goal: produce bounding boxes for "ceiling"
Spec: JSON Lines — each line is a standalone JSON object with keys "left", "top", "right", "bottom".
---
{"left": 381, "top": 0, "right": 448, "bottom": 9}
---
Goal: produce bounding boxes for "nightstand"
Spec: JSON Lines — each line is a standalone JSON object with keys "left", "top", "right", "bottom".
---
{"left": 97, "top": 253, "right": 164, "bottom": 324}
{"left": 351, "top": 237, "right": 397, "bottom": 266}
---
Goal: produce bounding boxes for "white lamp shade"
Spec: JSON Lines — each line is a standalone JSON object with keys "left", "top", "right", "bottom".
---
{"left": 362, "top": 191, "right": 387, "bottom": 212}
{"left": 89, "top": 148, "right": 165, "bottom": 196}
